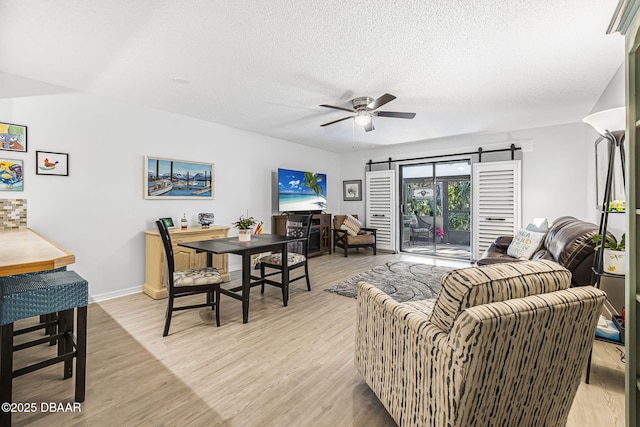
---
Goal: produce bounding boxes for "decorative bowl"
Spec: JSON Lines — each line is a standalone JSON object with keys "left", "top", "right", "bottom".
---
{"left": 198, "top": 213, "right": 214, "bottom": 228}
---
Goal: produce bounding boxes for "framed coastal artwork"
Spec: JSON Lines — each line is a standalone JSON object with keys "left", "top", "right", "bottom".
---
{"left": 0, "top": 122, "right": 27, "bottom": 153}
{"left": 144, "top": 156, "right": 215, "bottom": 199}
{"left": 0, "top": 158, "right": 24, "bottom": 191}
{"left": 343, "top": 179, "right": 362, "bottom": 201}
{"left": 36, "top": 151, "right": 69, "bottom": 176}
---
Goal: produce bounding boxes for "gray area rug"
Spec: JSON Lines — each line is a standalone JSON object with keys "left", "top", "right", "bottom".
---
{"left": 324, "top": 260, "right": 454, "bottom": 302}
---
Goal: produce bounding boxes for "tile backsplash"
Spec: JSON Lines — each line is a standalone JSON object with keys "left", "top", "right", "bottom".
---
{"left": 0, "top": 199, "right": 27, "bottom": 229}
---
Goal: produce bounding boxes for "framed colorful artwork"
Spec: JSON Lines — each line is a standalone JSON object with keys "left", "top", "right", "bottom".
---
{"left": 36, "top": 151, "right": 69, "bottom": 176}
{"left": 144, "top": 156, "right": 215, "bottom": 199}
{"left": 0, "top": 122, "right": 27, "bottom": 152}
{"left": 0, "top": 158, "right": 24, "bottom": 191}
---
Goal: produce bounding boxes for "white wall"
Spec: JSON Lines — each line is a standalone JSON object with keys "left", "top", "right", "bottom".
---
{"left": 590, "top": 62, "right": 625, "bottom": 114}
{"left": 583, "top": 61, "right": 626, "bottom": 238}
{"left": 0, "top": 91, "right": 341, "bottom": 300}
{"left": 1, "top": 66, "right": 625, "bottom": 300}
{"left": 340, "top": 122, "right": 592, "bottom": 227}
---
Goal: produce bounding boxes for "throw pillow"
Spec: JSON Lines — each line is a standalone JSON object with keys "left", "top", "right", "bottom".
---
{"left": 340, "top": 215, "right": 362, "bottom": 236}
{"left": 526, "top": 218, "right": 549, "bottom": 233}
{"left": 506, "top": 228, "right": 546, "bottom": 259}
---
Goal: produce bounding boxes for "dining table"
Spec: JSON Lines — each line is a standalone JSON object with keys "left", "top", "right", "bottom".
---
{"left": 178, "top": 233, "right": 305, "bottom": 323}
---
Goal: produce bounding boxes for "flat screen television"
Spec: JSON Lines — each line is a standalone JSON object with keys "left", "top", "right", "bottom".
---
{"left": 277, "top": 168, "right": 327, "bottom": 213}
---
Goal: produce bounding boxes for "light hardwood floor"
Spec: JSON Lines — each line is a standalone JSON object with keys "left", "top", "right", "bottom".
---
{"left": 11, "top": 252, "right": 625, "bottom": 426}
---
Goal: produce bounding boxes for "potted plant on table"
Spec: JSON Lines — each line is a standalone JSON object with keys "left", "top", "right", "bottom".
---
{"left": 233, "top": 214, "right": 257, "bottom": 242}
{"left": 592, "top": 233, "right": 626, "bottom": 275}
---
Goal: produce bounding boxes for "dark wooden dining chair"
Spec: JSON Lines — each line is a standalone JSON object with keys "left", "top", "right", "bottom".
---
{"left": 155, "top": 219, "right": 223, "bottom": 336}
{"left": 259, "top": 214, "right": 312, "bottom": 305}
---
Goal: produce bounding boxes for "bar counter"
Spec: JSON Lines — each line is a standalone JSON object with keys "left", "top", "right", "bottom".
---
{"left": 0, "top": 228, "right": 75, "bottom": 277}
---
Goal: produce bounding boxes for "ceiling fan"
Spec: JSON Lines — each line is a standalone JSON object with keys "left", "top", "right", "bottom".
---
{"left": 319, "top": 93, "right": 416, "bottom": 132}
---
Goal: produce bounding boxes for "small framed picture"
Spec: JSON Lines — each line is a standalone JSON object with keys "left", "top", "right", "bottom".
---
{"left": 159, "top": 217, "right": 175, "bottom": 229}
{"left": 36, "top": 151, "right": 69, "bottom": 176}
{"left": 343, "top": 179, "right": 362, "bottom": 201}
{"left": 0, "top": 158, "right": 23, "bottom": 191}
{"left": 0, "top": 122, "right": 27, "bottom": 152}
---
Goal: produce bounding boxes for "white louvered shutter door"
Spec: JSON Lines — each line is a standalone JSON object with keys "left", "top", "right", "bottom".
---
{"left": 366, "top": 170, "right": 396, "bottom": 252}
{"left": 472, "top": 160, "right": 521, "bottom": 260}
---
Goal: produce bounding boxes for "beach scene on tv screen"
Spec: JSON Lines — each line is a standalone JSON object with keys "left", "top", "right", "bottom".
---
{"left": 278, "top": 169, "right": 327, "bottom": 212}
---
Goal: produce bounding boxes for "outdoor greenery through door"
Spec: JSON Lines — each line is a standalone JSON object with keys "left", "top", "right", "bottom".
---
{"left": 400, "top": 160, "right": 471, "bottom": 259}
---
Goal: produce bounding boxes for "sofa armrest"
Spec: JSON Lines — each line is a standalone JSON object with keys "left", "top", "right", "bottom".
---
{"left": 493, "top": 235, "right": 513, "bottom": 250}
{"left": 359, "top": 227, "right": 377, "bottom": 235}
{"left": 355, "top": 281, "right": 449, "bottom": 425}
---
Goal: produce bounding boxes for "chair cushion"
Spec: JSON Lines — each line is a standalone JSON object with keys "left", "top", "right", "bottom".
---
{"left": 173, "top": 267, "right": 222, "bottom": 286}
{"left": 429, "top": 259, "right": 571, "bottom": 333}
{"left": 347, "top": 233, "right": 375, "bottom": 245}
{"left": 260, "top": 252, "right": 307, "bottom": 267}
{"left": 0, "top": 270, "right": 88, "bottom": 325}
{"left": 403, "top": 299, "right": 436, "bottom": 316}
{"left": 340, "top": 214, "right": 362, "bottom": 236}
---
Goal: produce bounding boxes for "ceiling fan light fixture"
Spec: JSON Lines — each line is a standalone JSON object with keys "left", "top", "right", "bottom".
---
{"left": 354, "top": 110, "right": 371, "bottom": 126}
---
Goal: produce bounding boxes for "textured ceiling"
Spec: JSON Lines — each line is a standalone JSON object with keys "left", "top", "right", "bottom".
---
{"left": 0, "top": 0, "right": 624, "bottom": 153}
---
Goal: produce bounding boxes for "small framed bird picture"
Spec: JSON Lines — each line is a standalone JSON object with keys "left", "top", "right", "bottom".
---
{"left": 36, "top": 151, "right": 69, "bottom": 176}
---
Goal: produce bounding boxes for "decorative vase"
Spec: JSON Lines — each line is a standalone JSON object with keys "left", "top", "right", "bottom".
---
{"left": 603, "top": 249, "right": 625, "bottom": 275}
{"left": 238, "top": 229, "right": 252, "bottom": 242}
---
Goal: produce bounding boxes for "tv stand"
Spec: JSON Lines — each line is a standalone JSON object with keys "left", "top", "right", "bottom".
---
{"left": 280, "top": 210, "right": 323, "bottom": 215}
{"left": 272, "top": 213, "right": 332, "bottom": 257}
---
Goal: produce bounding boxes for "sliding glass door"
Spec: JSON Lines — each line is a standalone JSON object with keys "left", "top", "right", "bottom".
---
{"left": 399, "top": 160, "right": 471, "bottom": 259}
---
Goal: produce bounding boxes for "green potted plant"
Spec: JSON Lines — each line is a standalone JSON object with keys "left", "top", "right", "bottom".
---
{"left": 233, "top": 214, "right": 257, "bottom": 241}
{"left": 592, "top": 233, "right": 626, "bottom": 275}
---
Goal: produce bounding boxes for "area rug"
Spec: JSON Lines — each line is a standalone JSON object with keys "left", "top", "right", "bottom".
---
{"left": 324, "top": 260, "right": 454, "bottom": 302}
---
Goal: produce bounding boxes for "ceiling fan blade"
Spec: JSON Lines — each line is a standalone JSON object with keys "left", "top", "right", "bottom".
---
{"left": 364, "top": 121, "right": 375, "bottom": 132}
{"left": 320, "top": 116, "right": 353, "bottom": 127}
{"left": 367, "top": 93, "right": 396, "bottom": 110}
{"left": 319, "top": 104, "right": 355, "bottom": 113}
{"left": 375, "top": 111, "right": 416, "bottom": 119}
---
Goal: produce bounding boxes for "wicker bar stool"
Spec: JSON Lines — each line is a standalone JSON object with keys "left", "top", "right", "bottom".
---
{"left": 0, "top": 270, "right": 88, "bottom": 425}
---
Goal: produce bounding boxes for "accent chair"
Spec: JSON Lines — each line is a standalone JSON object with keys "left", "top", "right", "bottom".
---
{"left": 354, "top": 260, "right": 606, "bottom": 427}
{"left": 333, "top": 214, "right": 377, "bottom": 257}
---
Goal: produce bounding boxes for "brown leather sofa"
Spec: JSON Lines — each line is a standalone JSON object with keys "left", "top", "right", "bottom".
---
{"left": 476, "top": 216, "right": 599, "bottom": 286}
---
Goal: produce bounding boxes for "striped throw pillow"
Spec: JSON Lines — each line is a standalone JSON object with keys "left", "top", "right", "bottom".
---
{"left": 340, "top": 214, "right": 362, "bottom": 236}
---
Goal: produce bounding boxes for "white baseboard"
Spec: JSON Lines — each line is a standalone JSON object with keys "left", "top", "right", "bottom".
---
{"left": 89, "top": 285, "right": 142, "bottom": 303}
{"left": 90, "top": 265, "right": 243, "bottom": 302}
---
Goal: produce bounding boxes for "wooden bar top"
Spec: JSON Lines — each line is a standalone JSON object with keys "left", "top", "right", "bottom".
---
{"left": 0, "top": 228, "right": 75, "bottom": 277}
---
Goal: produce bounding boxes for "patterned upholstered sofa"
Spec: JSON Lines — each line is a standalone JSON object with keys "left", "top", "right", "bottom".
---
{"left": 354, "top": 260, "right": 605, "bottom": 427}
